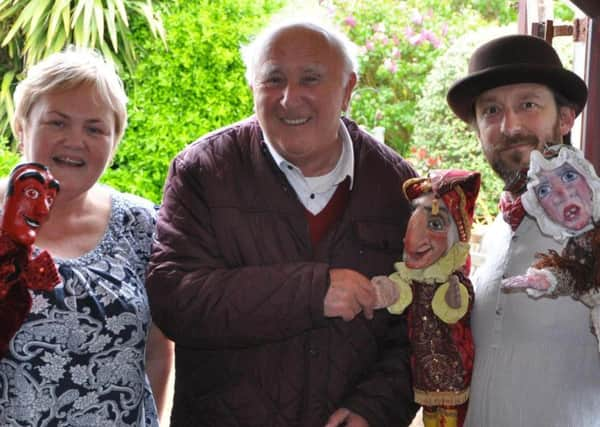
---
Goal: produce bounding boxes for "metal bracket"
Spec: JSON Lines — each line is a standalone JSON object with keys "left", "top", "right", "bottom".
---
{"left": 531, "top": 18, "right": 588, "bottom": 43}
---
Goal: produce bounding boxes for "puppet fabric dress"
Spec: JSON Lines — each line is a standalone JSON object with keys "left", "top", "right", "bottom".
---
{"left": 388, "top": 242, "right": 474, "bottom": 407}
{"left": 0, "top": 190, "right": 158, "bottom": 427}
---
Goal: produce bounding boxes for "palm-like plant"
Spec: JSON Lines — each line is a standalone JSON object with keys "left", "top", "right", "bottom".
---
{"left": 0, "top": 0, "right": 166, "bottom": 143}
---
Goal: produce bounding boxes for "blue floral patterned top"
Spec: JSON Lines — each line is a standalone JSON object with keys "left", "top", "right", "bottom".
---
{"left": 0, "top": 189, "right": 159, "bottom": 427}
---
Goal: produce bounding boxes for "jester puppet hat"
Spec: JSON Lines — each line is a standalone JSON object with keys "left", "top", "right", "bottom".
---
{"left": 403, "top": 169, "right": 481, "bottom": 243}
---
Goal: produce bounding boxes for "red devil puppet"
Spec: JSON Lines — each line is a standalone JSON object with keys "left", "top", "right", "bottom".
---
{"left": 0, "top": 163, "right": 60, "bottom": 357}
{"left": 372, "top": 169, "right": 480, "bottom": 427}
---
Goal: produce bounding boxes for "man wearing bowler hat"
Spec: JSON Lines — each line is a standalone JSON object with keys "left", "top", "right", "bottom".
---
{"left": 447, "top": 35, "right": 600, "bottom": 426}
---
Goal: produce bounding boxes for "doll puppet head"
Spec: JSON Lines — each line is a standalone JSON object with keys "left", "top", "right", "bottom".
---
{"left": 522, "top": 145, "right": 600, "bottom": 241}
{"left": 402, "top": 169, "right": 481, "bottom": 270}
{"left": 2, "top": 163, "right": 59, "bottom": 247}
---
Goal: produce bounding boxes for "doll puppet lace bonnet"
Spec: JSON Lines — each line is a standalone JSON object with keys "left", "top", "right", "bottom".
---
{"left": 522, "top": 145, "right": 600, "bottom": 241}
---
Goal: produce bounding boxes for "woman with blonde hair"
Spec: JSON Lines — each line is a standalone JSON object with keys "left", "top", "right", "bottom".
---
{"left": 0, "top": 47, "right": 172, "bottom": 426}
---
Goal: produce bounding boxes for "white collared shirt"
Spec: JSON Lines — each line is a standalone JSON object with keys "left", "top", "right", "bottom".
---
{"left": 264, "top": 119, "right": 354, "bottom": 215}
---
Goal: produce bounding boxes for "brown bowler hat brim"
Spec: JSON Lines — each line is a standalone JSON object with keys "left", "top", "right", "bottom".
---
{"left": 447, "top": 36, "right": 588, "bottom": 123}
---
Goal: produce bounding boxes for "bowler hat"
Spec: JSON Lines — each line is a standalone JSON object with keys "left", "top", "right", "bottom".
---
{"left": 447, "top": 34, "right": 588, "bottom": 123}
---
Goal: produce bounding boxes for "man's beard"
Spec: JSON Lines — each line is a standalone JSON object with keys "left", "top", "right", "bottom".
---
{"left": 487, "top": 120, "right": 563, "bottom": 193}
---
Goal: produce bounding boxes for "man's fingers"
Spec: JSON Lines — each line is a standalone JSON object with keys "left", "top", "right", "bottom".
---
{"left": 325, "top": 408, "right": 350, "bottom": 427}
{"left": 326, "top": 268, "right": 378, "bottom": 320}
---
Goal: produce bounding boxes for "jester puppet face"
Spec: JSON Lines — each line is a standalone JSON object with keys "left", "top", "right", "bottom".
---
{"left": 403, "top": 193, "right": 459, "bottom": 270}
{"left": 402, "top": 170, "right": 481, "bottom": 270}
{"left": 2, "top": 163, "right": 60, "bottom": 246}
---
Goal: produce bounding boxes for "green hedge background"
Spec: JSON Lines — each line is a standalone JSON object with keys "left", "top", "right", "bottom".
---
{"left": 101, "top": 0, "right": 285, "bottom": 203}
{"left": 0, "top": 0, "right": 576, "bottom": 221}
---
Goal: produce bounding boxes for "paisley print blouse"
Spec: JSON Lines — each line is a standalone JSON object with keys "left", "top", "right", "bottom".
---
{"left": 0, "top": 189, "right": 159, "bottom": 427}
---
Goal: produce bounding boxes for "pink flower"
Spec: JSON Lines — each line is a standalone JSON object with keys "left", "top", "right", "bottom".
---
{"left": 375, "top": 110, "right": 384, "bottom": 121}
{"left": 374, "top": 32, "right": 389, "bottom": 45}
{"left": 423, "top": 29, "right": 440, "bottom": 48}
{"left": 440, "top": 22, "right": 448, "bottom": 37}
{"left": 344, "top": 15, "right": 357, "bottom": 28}
{"left": 411, "top": 11, "right": 423, "bottom": 26}
{"left": 393, "top": 34, "right": 400, "bottom": 45}
{"left": 383, "top": 58, "right": 397, "bottom": 73}
{"left": 373, "top": 22, "right": 386, "bottom": 33}
{"left": 408, "top": 33, "right": 423, "bottom": 46}
{"left": 428, "top": 34, "right": 441, "bottom": 48}
{"left": 365, "top": 41, "right": 375, "bottom": 51}
{"left": 405, "top": 26, "right": 414, "bottom": 38}
{"left": 391, "top": 47, "right": 401, "bottom": 59}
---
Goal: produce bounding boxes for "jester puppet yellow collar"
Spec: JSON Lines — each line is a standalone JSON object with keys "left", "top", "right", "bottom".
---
{"left": 394, "top": 241, "right": 470, "bottom": 284}
{"left": 387, "top": 242, "right": 471, "bottom": 322}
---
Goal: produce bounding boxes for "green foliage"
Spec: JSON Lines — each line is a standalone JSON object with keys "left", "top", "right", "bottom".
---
{"left": 411, "top": 26, "right": 517, "bottom": 224}
{"left": 0, "top": 134, "right": 20, "bottom": 176}
{"left": 457, "top": 0, "right": 517, "bottom": 23}
{"left": 0, "top": 0, "right": 165, "bottom": 145}
{"left": 101, "top": 0, "right": 285, "bottom": 203}
{"left": 323, "top": 0, "right": 514, "bottom": 155}
{"left": 554, "top": 1, "right": 575, "bottom": 21}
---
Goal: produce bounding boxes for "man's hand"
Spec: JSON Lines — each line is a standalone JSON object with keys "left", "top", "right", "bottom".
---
{"left": 325, "top": 269, "right": 376, "bottom": 321}
{"left": 325, "top": 408, "right": 369, "bottom": 427}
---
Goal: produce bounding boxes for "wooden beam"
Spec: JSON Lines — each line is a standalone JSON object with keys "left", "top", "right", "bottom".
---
{"left": 581, "top": 18, "right": 600, "bottom": 169}
{"left": 519, "top": 0, "right": 528, "bottom": 34}
{"left": 570, "top": 0, "right": 600, "bottom": 18}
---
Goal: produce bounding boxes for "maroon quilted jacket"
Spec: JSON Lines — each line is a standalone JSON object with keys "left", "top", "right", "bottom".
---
{"left": 147, "top": 117, "right": 419, "bottom": 427}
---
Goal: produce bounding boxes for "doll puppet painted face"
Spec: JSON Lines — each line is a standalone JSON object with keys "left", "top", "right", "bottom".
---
{"left": 533, "top": 163, "right": 593, "bottom": 232}
{"left": 522, "top": 145, "right": 600, "bottom": 240}
{"left": 2, "top": 163, "right": 59, "bottom": 246}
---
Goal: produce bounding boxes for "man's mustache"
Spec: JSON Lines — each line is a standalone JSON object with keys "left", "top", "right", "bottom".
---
{"left": 496, "top": 134, "right": 540, "bottom": 150}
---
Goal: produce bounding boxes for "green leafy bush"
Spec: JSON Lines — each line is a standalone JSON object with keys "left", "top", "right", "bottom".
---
{"left": 0, "top": 135, "right": 20, "bottom": 176}
{"left": 0, "top": 0, "right": 165, "bottom": 145}
{"left": 323, "top": 0, "right": 516, "bottom": 155}
{"left": 101, "top": 0, "right": 285, "bottom": 203}
{"left": 411, "top": 26, "right": 515, "bottom": 223}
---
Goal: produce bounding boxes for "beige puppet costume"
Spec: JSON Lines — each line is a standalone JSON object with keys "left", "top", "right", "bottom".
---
{"left": 503, "top": 145, "right": 600, "bottom": 351}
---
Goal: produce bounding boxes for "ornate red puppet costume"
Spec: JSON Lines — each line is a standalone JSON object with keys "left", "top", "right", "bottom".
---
{"left": 0, "top": 162, "right": 60, "bottom": 357}
{"left": 372, "top": 169, "right": 480, "bottom": 427}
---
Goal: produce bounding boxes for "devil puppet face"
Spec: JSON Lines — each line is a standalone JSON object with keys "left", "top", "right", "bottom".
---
{"left": 2, "top": 163, "right": 59, "bottom": 246}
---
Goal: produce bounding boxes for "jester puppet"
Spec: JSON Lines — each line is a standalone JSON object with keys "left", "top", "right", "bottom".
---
{"left": 0, "top": 162, "right": 60, "bottom": 358}
{"left": 372, "top": 169, "right": 480, "bottom": 427}
{"left": 503, "top": 144, "right": 600, "bottom": 351}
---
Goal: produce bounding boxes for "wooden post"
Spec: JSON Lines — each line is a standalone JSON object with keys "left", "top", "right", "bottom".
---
{"left": 581, "top": 17, "right": 600, "bottom": 170}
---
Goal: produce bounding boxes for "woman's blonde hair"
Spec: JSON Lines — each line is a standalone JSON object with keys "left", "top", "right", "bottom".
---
{"left": 12, "top": 46, "right": 128, "bottom": 142}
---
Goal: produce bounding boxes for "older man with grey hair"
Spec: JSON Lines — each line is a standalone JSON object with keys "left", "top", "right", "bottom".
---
{"left": 147, "top": 18, "right": 419, "bottom": 427}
